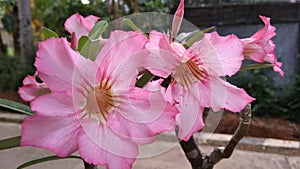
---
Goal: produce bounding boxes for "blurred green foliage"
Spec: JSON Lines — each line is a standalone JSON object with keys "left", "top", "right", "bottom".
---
{"left": 31, "top": 0, "right": 179, "bottom": 37}
{"left": 228, "top": 67, "right": 300, "bottom": 123}
{"left": 0, "top": 54, "right": 34, "bottom": 91}
{"left": 31, "top": 0, "right": 109, "bottom": 37}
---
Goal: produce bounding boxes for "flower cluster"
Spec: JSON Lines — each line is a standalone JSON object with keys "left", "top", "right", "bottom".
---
{"left": 18, "top": 0, "right": 283, "bottom": 168}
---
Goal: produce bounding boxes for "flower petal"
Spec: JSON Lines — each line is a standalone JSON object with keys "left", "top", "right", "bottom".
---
{"left": 241, "top": 16, "right": 283, "bottom": 77}
{"left": 176, "top": 83, "right": 205, "bottom": 141}
{"left": 30, "top": 91, "right": 74, "bottom": 116}
{"left": 21, "top": 114, "right": 80, "bottom": 157}
{"left": 35, "top": 38, "right": 80, "bottom": 92}
{"left": 252, "top": 16, "right": 276, "bottom": 41}
{"left": 95, "top": 31, "right": 148, "bottom": 90}
{"left": 208, "top": 76, "right": 255, "bottom": 112}
{"left": 18, "top": 73, "right": 50, "bottom": 102}
{"left": 171, "top": 0, "right": 184, "bottom": 40}
{"left": 145, "top": 31, "right": 181, "bottom": 78}
{"left": 78, "top": 119, "right": 138, "bottom": 168}
{"left": 71, "top": 55, "right": 99, "bottom": 112}
{"left": 95, "top": 30, "right": 147, "bottom": 65}
{"left": 107, "top": 88, "right": 178, "bottom": 144}
{"left": 64, "top": 13, "right": 100, "bottom": 49}
{"left": 188, "top": 32, "right": 244, "bottom": 77}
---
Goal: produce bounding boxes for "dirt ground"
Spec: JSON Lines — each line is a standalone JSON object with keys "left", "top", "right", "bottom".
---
{"left": 1, "top": 91, "right": 299, "bottom": 141}
{"left": 215, "top": 111, "right": 300, "bottom": 141}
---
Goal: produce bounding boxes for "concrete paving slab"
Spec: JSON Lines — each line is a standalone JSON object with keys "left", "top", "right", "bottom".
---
{"left": 0, "top": 122, "right": 299, "bottom": 169}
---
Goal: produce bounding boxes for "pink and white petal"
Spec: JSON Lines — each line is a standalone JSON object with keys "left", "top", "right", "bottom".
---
{"left": 18, "top": 84, "right": 50, "bottom": 102}
{"left": 273, "top": 62, "right": 284, "bottom": 77}
{"left": 71, "top": 32, "right": 78, "bottom": 50}
{"left": 84, "top": 15, "right": 101, "bottom": 30}
{"left": 209, "top": 76, "right": 255, "bottom": 112}
{"left": 65, "top": 13, "right": 89, "bottom": 37}
{"left": 197, "top": 79, "right": 213, "bottom": 108}
{"left": 22, "top": 72, "right": 39, "bottom": 85}
{"left": 107, "top": 104, "right": 178, "bottom": 145}
{"left": 165, "top": 82, "right": 181, "bottom": 105}
{"left": 146, "top": 31, "right": 174, "bottom": 52}
{"left": 242, "top": 41, "right": 266, "bottom": 62}
{"left": 145, "top": 50, "right": 180, "bottom": 78}
{"left": 170, "top": 42, "right": 186, "bottom": 57}
{"left": 262, "top": 52, "right": 284, "bottom": 77}
{"left": 188, "top": 32, "right": 244, "bottom": 77}
{"left": 252, "top": 16, "right": 276, "bottom": 41}
{"left": 35, "top": 38, "right": 80, "bottom": 92}
{"left": 143, "top": 79, "right": 163, "bottom": 92}
{"left": 64, "top": 13, "right": 99, "bottom": 39}
{"left": 95, "top": 30, "right": 147, "bottom": 65}
{"left": 64, "top": 13, "right": 99, "bottom": 49}
{"left": 18, "top": 74, "right": 50, "bottom": 102}
{"left": 99, "top": 49, "right": 149, "bottom": 93}
{"left": 30, "top": 91, "right": 74, "bottom": 116}
{"left": 176, "top": 83, "right": 205, "bottom": 141}
{"left": 94, "top": 31, "right": 148, "bottom": 90}
{"left": 107, "top": 111, "right": 156, "bottom": 145}
{"left": 21, "top": 114, "right": 80, "bottom": 157}
{"left": 107, "top": 88, "right": 178, "bottom": 144}
{"left": 171, "top": 0, "right": 184, "bottom": 40}
{"left": 78, "top": 119, "right": 138, "bottom": 168}
{"left": 71, "top": 55, "right": 99, "bottom": 111}
{"left": 145, "top": 31, "right": 181, "bottom": 78}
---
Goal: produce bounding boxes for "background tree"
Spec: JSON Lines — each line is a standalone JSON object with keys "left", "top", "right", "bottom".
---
{"left": 17, "top": 0, "right": 34, "bottom": 66}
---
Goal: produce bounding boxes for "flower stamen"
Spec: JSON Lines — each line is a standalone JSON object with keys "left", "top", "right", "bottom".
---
{"left": 84, "top": 79, "right": 115, "bottom": 123}
{"left": 173, "top": 60, "right": 207, "bottom": 89}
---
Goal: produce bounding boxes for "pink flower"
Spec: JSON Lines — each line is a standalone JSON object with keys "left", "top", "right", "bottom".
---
{"left": 145, "top": 31, "right": 255, "bottom": 141}
{"left": 171, "top": 0, "right": 184, "bottom": 41}
{"left": 21, "top": 31, "right": 177, "bottom": 168}
{"left": 241, "top": 16, "right": 284, "bottom": 77}
{"left": 18, "top": 72, "right": 50, "bottom": 102}
{"left": 18, "top": 13, "right": 99, "bottom": 102}
{"left": 64, "top": 13, "right": 100, "bottom": 49}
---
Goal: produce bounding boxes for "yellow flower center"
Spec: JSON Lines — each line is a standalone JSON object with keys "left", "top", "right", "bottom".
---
{"left": 84, "top": 79, "right": 116, "bottom": 123}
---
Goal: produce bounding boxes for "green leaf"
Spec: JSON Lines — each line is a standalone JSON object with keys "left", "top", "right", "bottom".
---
{"left": 0, "top": 98, "right": 34, "bottom": 116}
{"left": 17, "top": 155, "right": 82, "bottom": 169}
{"left": 184, "top": 26, "right": 214, "bottom": 48}
{"left": 122, "top": 18, "right": 140, "bottom": 31}
{"left": 135, "top": 70, "right": 154, "bottom": 88}
{"left": 78, "top": 36, "right": 101, "bottom": 61}
{"left": 176, "top": 31, "right": 199, "bottom": 43}
{"left": 0, "top": 136, "right": 20, "bottom": 150}
{"left": 41, "top": 27, "right": 59, "bottom": 39}
{"left": 88, "top": 20, "right": 108, "bottom": 40}
{"left": 240, "top": 63, "right": 273, "bottom": 71}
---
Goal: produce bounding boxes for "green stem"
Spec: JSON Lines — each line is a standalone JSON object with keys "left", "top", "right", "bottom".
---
{"left": 135, "top": 70, "right": 154, "bottom": 88}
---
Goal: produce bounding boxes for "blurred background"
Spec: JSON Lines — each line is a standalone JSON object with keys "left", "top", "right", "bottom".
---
{"left": 0, "top": 0, "right": 299, "bottom": 140}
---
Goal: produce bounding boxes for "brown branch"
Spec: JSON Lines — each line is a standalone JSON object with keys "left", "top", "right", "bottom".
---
{"left": 84, "top": 161, "right": 97, "bottom": 169}
{"left": 179, "top": 104, "right": 252, "bottom": 169}
{"left": 179, "top": 135, "right": 204, "bottom": 168}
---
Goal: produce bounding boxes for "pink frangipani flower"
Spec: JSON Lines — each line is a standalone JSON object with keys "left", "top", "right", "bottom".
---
{"left": 145, "top": 31, "right": 255, "bottom": 141}
{"left": 64, "top": 13, "right": 100, "bottom": 49}
{"left": 241, "top": 16, "right": 284, "bottom": 77}
{"left": 21, "top": 31, "right": 177, "bottom": 168}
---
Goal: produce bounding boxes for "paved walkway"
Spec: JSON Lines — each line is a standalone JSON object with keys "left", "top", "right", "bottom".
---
{"left": 0, "top": 120, "right": 299, "bottom": 169}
